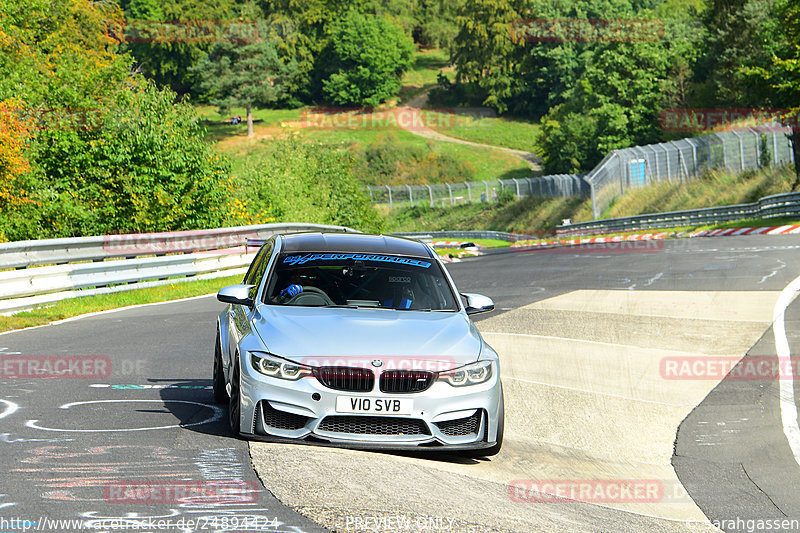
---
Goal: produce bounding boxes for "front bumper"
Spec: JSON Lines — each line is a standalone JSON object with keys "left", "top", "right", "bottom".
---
{"left": 238, "top": 357, "right": 503, "bottom": 450}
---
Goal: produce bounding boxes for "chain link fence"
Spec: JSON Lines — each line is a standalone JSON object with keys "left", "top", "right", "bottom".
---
{"left": 366, "top": 125, "right": 795, "bottom": 220}
{"left": 365, "top": 174, "right": 588, "bottom": 208}
{"left": 586, "top": 125, "right": 794, "bottom": 219}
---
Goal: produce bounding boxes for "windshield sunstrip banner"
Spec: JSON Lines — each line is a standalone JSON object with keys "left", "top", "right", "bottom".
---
{"left": 283, "top": 253, "right": 431, "bottom": 268}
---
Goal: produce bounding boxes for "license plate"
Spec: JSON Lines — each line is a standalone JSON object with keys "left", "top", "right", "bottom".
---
{"left": 336, "top": 396, "right": 413, "bottom": 415}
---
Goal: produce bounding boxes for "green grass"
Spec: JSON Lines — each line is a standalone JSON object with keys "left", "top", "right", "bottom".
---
{"left": 709, "top": 216, "right": 800, "bottom": 229}
{"left": 0, "top": 275, "right": 241, "bottom": 333}
{"left": 419, "top": 110, "right": 542, "bottom": 154}
{"left": 603, "top": 166, "right": 794, "bottom": 219}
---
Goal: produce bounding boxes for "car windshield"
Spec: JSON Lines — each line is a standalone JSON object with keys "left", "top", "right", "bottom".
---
{"left": 264, "top": 252, "right": 459, "bottom": 311}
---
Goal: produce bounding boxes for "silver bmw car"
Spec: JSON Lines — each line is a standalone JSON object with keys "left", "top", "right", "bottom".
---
{"left": 214, "top": 232, "right": 504, "bottom": 456}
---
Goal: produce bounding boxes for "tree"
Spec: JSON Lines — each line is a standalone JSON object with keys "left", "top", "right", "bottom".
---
{"left": 192, "top": 38, "right": 297, "bottom": 136}
{"left": 30, "top": 81, "right": 230, "bottom": 237}
{"left": 0, "top": 99, "right": 32, "bottom": 240}
{"left": 317, "top": 10, "right": 415, "bottom": 107}
{"left": 740, "top": 0, "right": 800, "bottom": 187}
{"left": 120, "top": 0, "right": 236, "bottom": 95}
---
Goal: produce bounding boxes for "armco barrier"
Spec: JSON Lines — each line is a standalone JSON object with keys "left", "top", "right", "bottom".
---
{"left": 0, "top": 223, "right": 358, "bottom": 314}
{"left": 557, "top": 191, "right": 800, "bottom": 235}
{"left": 393, "top": 230, "right": 535, "bottom": 242}
{"left": 0, "top": 223, "right": 357, "bottom": 270}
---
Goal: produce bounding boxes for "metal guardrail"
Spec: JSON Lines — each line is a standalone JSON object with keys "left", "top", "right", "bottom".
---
{"left": 0, "top": 223, "right": 357, "bottom": 314}
{"left": 394, "top": 230, "right": 535, "bottom": 242}
{"left": 0, "top": 223, "right": 357, "bottom": 270}
{"left": 557, "top": 191, "right": 800, "bottom": 235}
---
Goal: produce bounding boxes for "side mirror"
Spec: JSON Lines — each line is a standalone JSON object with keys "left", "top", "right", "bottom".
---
{"left": 461, "top": 293, "right": 494, "bottom": 315}
{"left": 217, "top": 284, "right": 255, "bottom": 307}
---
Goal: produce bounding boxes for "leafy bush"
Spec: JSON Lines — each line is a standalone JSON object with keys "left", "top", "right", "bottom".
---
{"left": 232, "top": 138, "right": 383, "bottom": 233}
{"left": 13, "top": 82, "right": 230, "bottom": 239}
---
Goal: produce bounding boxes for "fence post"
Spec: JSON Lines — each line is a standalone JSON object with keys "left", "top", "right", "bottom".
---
{"left": 512, "top": 178, "right": 521, "bottom": 198}
{"left": 661, "top": 144, "right": 671, "bottom": 180}
{"left": 731, "top": 130, "right": 745, "bottom": 170}
{"left": 686, "top": 139, "right": 698, "bottom": 177}
{"left": 773, "top": 131, "right": 778, "bottom": 166}
{"left": 751, "top": 129, "right": 761, "bottom": 167}
{"left": 426, "top": 184, "right": 433, "bottom": 207}
{"left": 446, "top": 183, "right": 453, "bottom": 206}
{"left": 406, "top": 185, "right": 414, "bottom": 207}
{"left": 465, "top": 181, "right": 472, "bottom": 203}
{"left": 648, "top": 145, "right": 660, "bottom": 181}
{"left": 385, "top": 185, "right": 393, "bottom": 209}
{"left": 367, "top": 186, "right": 374, "bottom": 202}
{"left": 715, "top": 133, "right": 729, "bottom": 171}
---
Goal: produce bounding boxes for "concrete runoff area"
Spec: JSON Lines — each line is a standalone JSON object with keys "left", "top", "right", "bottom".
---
{"left": 249, "top": 290, "right": 778, "bottom": 532}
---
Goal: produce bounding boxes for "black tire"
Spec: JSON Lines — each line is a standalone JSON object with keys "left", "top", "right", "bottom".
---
{"left": 461, "top": 387, "right": 504, "bottom": 458}
{"left": 228, "top": 359, "right": 241, "bottom": 436}
{"left": 213, "top": 335, "right": 228, "bottom": 404}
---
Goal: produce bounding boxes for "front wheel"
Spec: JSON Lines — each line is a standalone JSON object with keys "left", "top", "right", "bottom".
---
{"left": 228, "top": 360, "right": 241, "bottom": 436}
{"left": 213, "top": 336, "right": 228, "bottom": 404}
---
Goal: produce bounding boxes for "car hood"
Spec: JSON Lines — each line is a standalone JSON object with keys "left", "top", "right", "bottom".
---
{"left": 251, "top": 305, "right": 483, "bottom": 368}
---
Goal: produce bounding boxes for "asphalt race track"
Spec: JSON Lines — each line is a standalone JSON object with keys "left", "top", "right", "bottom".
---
{"left": 2, "top": 235, "right": 800, "bottom": 532}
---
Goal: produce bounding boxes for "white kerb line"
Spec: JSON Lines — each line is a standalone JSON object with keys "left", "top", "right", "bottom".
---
{"left": 774, "top": 274, "right": 800, "bottom": 468}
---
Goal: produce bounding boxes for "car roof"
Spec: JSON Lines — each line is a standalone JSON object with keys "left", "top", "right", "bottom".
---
{"left": 278, "top": 233, "right": 435, "bottom": 259}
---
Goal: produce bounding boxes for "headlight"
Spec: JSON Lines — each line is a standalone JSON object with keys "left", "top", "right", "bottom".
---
{"left": 251, "top": 353, "right": 311, "bottom": 381}
{"left": 438, "top": 360, "right": 493, "bottom": 387}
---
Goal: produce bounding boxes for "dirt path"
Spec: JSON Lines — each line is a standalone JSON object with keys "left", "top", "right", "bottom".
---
{"left": 399, "top": 90, "right": 542, "bottom": 170}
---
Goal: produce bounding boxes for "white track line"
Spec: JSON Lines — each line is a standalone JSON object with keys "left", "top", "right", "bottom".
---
{"left": 773, "top": 274, "right": 800, "bottom": 468}
{"left": 0, "top": 293, "right": 217, "bottom": 337}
